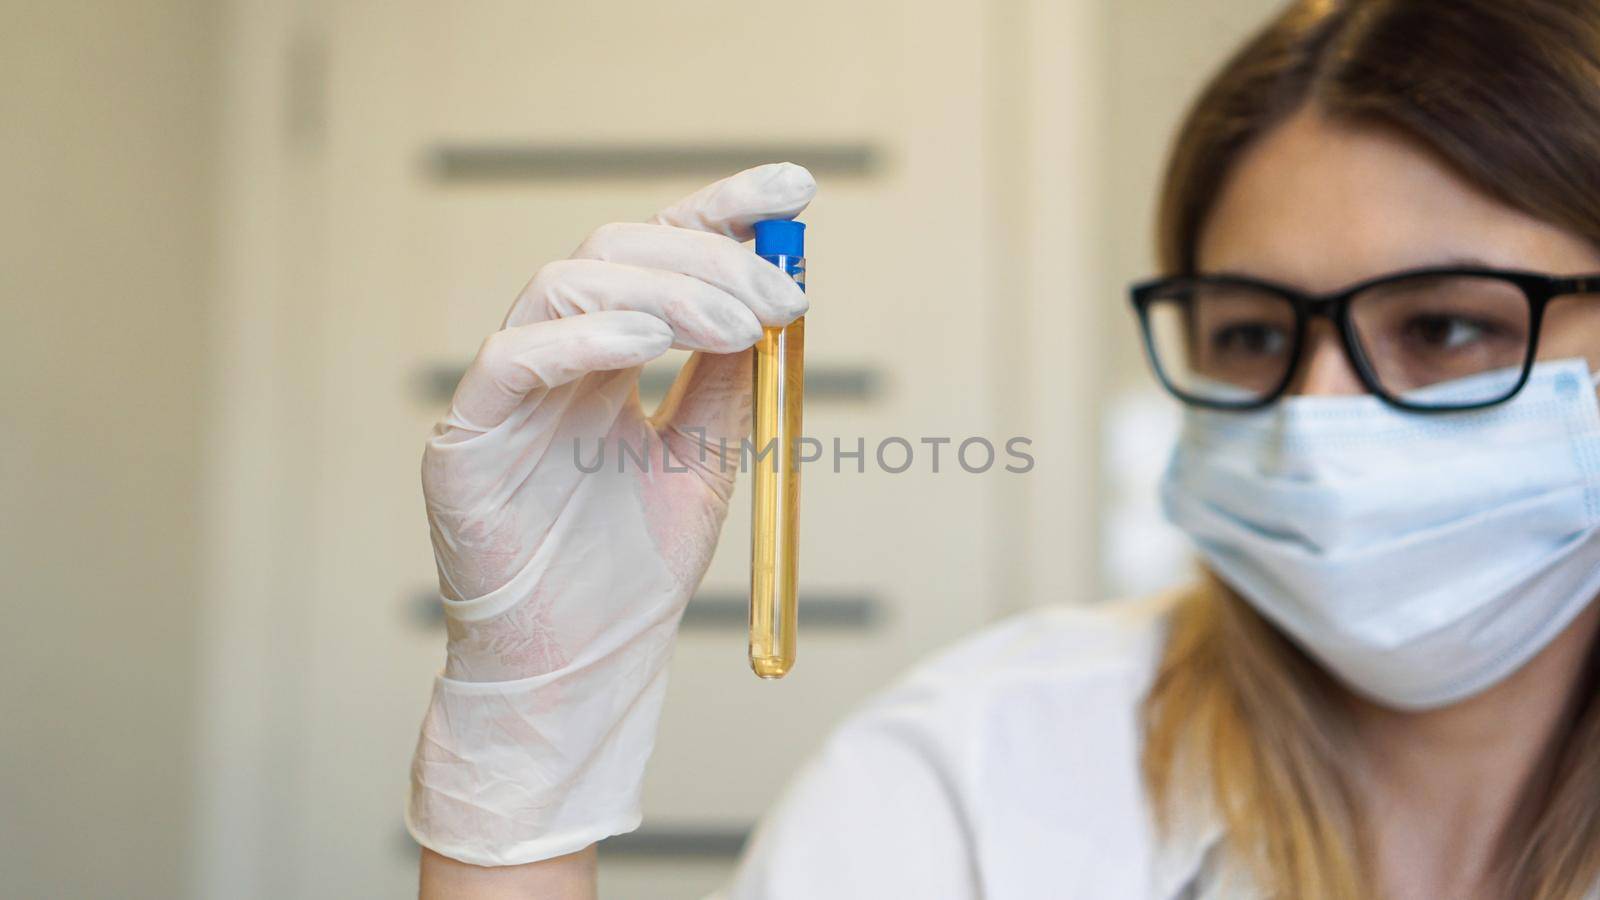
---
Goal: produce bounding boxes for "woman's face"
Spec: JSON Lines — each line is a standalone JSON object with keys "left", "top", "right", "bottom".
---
{"left": 1196, "top": 106, "right": 1600, "bottom": 397}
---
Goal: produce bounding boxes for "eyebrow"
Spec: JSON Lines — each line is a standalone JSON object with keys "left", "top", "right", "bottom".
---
{"left": 1428, "top": 253, "right": 1501, "bottom": 269}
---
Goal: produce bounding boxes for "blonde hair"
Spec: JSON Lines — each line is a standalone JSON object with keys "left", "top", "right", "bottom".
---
{"left": 1142, "top": 574, "right": 1600, "bottom": 898}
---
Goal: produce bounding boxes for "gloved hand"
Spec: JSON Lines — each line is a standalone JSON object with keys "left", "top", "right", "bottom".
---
{"left": 407, "top": 163, "right": 815, "bottom": 867}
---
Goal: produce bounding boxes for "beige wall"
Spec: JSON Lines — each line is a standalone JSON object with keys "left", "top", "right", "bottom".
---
{"left": 0, "top": 1, "right": 216, "bottom": 896}
{"left": 1104, "top": 0, "right": 1289, "bottom": 387}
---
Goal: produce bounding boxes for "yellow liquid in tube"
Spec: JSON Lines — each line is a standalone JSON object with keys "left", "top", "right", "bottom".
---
{"left": 749, "top": 317, "right": 804, "bottom": 678}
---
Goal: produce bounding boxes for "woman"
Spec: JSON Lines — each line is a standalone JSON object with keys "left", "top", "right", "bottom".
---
{"left": 408, "top": 1, "right": 1600, "bottom": 897}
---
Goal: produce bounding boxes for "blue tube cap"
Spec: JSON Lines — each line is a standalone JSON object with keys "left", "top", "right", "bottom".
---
{"left": 754, "top": 219, "right": 805, "bottom": 258}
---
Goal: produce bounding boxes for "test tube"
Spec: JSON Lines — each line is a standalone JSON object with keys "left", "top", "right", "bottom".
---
{"left": 749, "top": 219, "right": 806, "bottom": 679}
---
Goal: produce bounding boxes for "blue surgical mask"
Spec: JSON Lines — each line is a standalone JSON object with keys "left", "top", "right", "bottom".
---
{"left": 1160, "top": 358, "right": 1600, "bottom": 710}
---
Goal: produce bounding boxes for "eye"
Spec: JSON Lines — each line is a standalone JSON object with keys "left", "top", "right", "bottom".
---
{"left": 1400, "top": 313, "right": 1496, "bottom": 351}
{"left": 1209, "top": 322, "right": 1288, "bottom": 358}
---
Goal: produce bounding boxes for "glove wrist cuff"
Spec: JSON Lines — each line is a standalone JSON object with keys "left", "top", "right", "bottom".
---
{"left": 407, "top": 632, "right": 675, "bottom": 866}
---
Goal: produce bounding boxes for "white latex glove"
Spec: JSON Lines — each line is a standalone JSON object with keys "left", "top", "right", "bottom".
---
{"left": 407, "top": 163, "right": 815, "bottom": 867}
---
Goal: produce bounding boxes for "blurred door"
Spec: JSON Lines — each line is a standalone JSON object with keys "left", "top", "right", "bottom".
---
{"left": 203, "top": 0, "right": 1100, "bottom": 890}
{"left": 223, "top": 0, "right": 1033, "bottom": 897}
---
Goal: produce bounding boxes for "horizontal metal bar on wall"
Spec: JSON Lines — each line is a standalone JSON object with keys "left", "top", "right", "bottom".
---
{"left": 426, "top": 142, "right": 881, "bottom": 182}
{"left": 598, "top": 824, "right": 751, "bottom": 859}
{"left": 400, "top": 823, "right": 753, "bottom": 861}
{"left": 681, "top": 591, "right": 881, "bottom": 630}
{"left": 411, "top": 589, "right": 882, "bottom": 632}
{"left": 415, "top": 362, "right": 883, "bottom": 406}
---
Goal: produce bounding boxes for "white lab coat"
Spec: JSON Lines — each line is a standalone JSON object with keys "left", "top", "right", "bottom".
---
{"left": 711, "top": 592, "right": 1250, "bottom": 899}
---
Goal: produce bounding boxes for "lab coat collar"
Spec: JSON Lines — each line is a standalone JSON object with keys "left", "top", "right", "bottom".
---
{"left": 1145, "top": 760, "right": 1268, "bottom": 900}
{"left": 1149, "top": 801, "right": 1230, "bottom": 900}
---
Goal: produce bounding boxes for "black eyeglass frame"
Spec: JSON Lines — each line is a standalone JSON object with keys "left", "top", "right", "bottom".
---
{"left": 1128, "top": 266, "right": 1600, "bottom": 413}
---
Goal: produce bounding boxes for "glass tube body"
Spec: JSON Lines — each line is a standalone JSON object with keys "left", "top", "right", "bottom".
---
{"left": 749, "top": 253, "right": 805, "bottom": 678}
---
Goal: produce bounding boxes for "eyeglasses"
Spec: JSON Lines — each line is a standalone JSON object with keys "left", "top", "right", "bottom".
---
{"left": 1129, "top": 266, "right": 1600, "bottom": 412}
